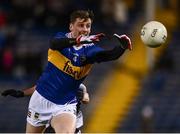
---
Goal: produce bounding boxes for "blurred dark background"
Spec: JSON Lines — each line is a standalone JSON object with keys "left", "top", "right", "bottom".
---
{"left": 0, "top": 0, "right": 179, "bottom": 133}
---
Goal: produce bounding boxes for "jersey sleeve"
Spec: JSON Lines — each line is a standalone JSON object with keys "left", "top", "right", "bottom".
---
{"left": 53, "top": 32, "right": 66, "bottom": 39}
{"left": 83, "top": 44, "right": 125, "bottom": 64}
{"left": 86, "top": 44, "right": 104, "bottom": 57}
{"left": 50, "top": 32, "right": 77, "bottom": 51}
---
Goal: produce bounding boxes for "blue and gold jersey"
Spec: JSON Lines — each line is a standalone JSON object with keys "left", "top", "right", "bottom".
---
{"left": 36, "top": 32, "right": 103, "bottom": 104}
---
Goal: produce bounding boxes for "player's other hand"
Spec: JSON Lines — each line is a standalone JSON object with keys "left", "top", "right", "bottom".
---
{"left": 113, "top": 34, "right": 132, "bottom": 50}
{"left": 82, "top": 92, "right": 89, "bottom": 104}
{"left": 1, "top": 89, "right": 24, "bottom": 98}
{"left": 76, "top": 89, "right": 84, "bottom": 101}
{"left": 76, "top": 33, "right": 105, "bottom": 45}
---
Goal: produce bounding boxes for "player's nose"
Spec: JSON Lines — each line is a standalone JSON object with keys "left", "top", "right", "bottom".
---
{"left": 82, "top": 26, "right": 89, "bottom": 32}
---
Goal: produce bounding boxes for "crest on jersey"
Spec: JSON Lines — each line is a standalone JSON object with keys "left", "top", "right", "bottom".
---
{"left": 72, "top": 53, "right": 79, "bottom": 62}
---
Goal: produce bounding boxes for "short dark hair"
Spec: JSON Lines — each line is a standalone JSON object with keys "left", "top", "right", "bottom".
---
{"left": 70, "top": 10, "right": 94, "bottom": 23}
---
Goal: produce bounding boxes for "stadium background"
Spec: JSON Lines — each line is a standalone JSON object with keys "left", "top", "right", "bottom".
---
{"left": 0, "top": 0, "right": 179, "bottom": 132}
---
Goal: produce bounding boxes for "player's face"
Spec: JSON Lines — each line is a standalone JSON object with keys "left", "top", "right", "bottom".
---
{"left": 69, "top": 18, "right": 92, "bottom": 38}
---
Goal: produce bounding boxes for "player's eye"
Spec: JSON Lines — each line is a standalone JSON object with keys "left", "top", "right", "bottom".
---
{"left": 86, "top": 24, "right": 91, "bottom": 29}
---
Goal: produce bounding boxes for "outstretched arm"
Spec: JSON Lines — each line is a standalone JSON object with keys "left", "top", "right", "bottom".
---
{"left": 83, "top": 34, "right": 132, "bottom": 64}
{"left": 84, "top": 46, "right": 125, "bottom": 64}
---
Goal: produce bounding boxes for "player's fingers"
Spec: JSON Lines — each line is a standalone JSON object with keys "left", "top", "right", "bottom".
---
{"left": 1, "top": 90, "right": 9, "bottom": 96}
{"left": 92, "top": 38, "right": 100, "bottom": 42}
{"left": 1, "top": 89, "right": 15, "bottom": 96}
{"left": 96, "top": 33, "right": 105, "bottom": 38}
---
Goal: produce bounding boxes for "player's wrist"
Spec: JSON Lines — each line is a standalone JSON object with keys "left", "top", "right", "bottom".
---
{"left": 16, "top": 90, "right": 25, "bottom": 97}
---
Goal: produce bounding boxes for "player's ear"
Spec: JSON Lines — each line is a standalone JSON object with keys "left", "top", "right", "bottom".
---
{"left": 69, "top": 23, "right": 73, "bottom": 31}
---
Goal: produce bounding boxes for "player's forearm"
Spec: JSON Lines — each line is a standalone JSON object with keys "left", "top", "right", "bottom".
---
{"left": 50, "top": 38, "right": 77, "bottom": 51}
{"left": 84, "top": 46, "right": 125, "bottom": 64}
{"left": 23, "top": 86, "right": 36, "bottom": 96}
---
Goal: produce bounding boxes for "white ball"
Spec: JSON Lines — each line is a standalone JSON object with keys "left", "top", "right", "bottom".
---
{"left": 140, "top": 21, "right": 167, "bottom": 48}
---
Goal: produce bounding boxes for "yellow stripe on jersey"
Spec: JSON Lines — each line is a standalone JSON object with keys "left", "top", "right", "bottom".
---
{"left": 48, "top": 49, "right": 93, "bottom": 80}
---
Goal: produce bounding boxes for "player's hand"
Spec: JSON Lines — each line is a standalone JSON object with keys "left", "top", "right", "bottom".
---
{"left": 76, "top": 89, "right": 89, "bottom": 104}
{"left": 76, "top": 88, "right": 84, "bottom": 101}
{"left": 113, "top": 34, "right": 132, "bottom": 50}
{"left": 82, "top": 92, "right": 90, "bottom": 104}
{"left": 1, "top": 89, "right": 24, "bottom": 98}
{"left": 76, "top": 33, "right": 105, "bottom": 45}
